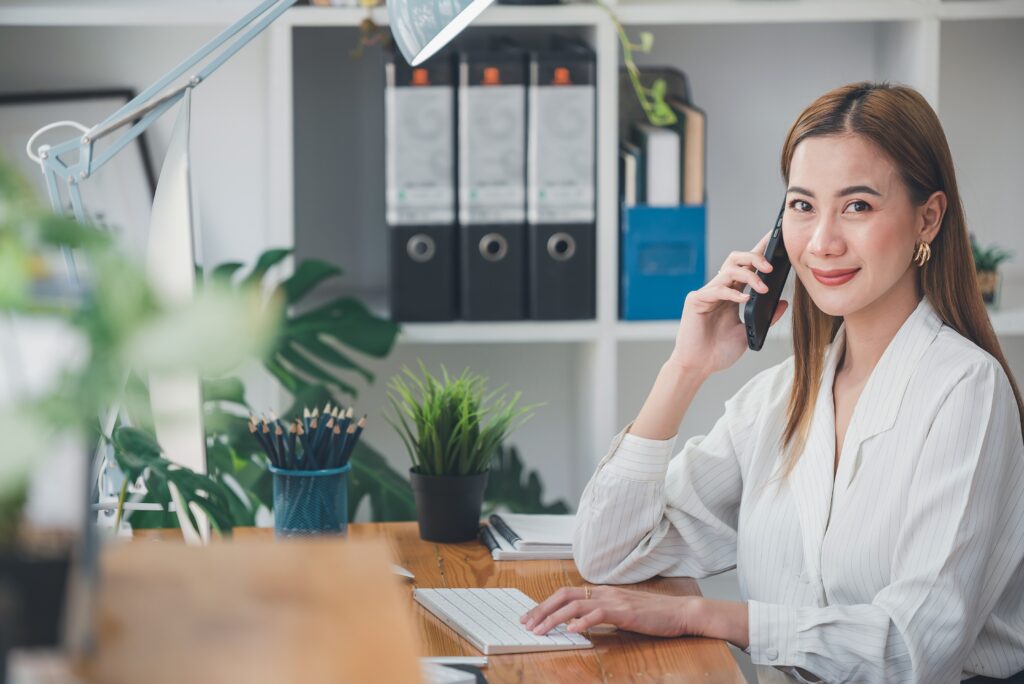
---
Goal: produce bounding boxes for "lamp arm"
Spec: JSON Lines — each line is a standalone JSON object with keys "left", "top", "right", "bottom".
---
{"left": 28, "top": 0, "right": 298, "bottom": 226}
{"left": 91, "top": 0, "right": 298, "bottom": 140}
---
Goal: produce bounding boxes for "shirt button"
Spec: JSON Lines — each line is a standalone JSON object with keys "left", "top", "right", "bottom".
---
{"left": 766, "top": 648, "right": 779, "bottom": 661}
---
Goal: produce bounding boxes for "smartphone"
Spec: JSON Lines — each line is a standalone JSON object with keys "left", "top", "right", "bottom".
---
{"left": 743, "top": 201, "right": 791, "bottom": 351}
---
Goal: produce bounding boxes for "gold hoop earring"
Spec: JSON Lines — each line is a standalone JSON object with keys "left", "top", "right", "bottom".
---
{"left": 914, "top": 241, "right": 932, "bottom": 267}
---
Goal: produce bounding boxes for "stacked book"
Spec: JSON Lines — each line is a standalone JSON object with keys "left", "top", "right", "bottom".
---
{"left": 478, "top": 513, "right": 575, "bottom": 561}
{"left": 619, "top": 67, "right": 707, "bottom": 208}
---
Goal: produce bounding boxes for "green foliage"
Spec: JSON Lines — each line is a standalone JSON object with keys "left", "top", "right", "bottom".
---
{"left": 483, "top": 444, "right": 570, "bottom": 516}
{"left": 597, "top": 2, "right": 677, "bottom": 127}
{"left": 385, "top": 361, "right": 541, "bottom": 477}
{"left": 0, "top": 151, "right": 275, "bottom": 541}
{"left": 2, "top": 148, "right": 566, "bottom": 533}
{"left": 0, "top": 487, "right": 27, "bottom": 548}
{"left": 111, "top": 427, "right": 236, "bottom": 536}
{"left": 226, "top": 250, "right": 401, "bottom": 401}
{"left": 971, "top": 234, "right": 1012, "bottom": 272}
{"left": 199, "top": 252, "right": 407, "bottom": 524}
{"left": 347, "top": 440, "right": 417, "bottom": 521}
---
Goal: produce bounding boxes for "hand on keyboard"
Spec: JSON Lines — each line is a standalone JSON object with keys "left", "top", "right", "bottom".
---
{"left": 522, "top": 585, "right": 704, "bottom": 638}
{"left": 414, "top": 588, "right": 594, "bottom": 655}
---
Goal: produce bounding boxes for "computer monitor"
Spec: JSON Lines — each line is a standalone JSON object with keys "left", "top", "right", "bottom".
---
{"left": 143, "top": 89, "right": 209, "bottom": 543}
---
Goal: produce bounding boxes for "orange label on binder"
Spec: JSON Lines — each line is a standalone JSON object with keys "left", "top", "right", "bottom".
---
{"left": 411, "top": 68, "right": 430, "bottom": 86}
{"left": 482, "top": 67, "right": 501, "bottom": 85}
{"left": 552, "top": 67, "right": 571, "bottom": 85}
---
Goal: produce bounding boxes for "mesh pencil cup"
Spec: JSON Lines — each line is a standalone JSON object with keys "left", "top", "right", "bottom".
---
{"left": 269, "top": 463, "right": 351, "bottom": 538}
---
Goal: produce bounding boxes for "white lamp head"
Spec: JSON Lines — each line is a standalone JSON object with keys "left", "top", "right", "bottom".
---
{"left": 388, "top": 0, "right": 497, "bottom": 66}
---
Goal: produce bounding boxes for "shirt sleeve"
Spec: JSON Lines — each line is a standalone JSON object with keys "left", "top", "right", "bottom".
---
{"left": 573, "top": 366, "right": 772, "bottom": 585}
{"left": 748, "top": 360, "right": 1024, "bottom": 683}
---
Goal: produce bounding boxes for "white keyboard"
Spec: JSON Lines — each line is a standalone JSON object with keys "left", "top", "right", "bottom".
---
{"left": 413, "top": 588, "right": 593, "bottom": 655}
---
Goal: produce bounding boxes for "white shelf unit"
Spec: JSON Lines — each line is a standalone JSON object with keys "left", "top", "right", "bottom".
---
{"left": 2, "top": 0, "right": 1022, "bottom": 507}
{"left": 265, "top": 0, "right": 1024, "bottom": 505}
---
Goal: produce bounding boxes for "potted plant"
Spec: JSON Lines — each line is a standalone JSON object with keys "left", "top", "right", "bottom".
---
{"left": 0, "top": 150, "right": 278, "bottom": 678}
{"left": 971, "top": 234, "right": 1013, "bottom": 306}
{"left": 385, "top": 362, "right": 539, "bottom": 543}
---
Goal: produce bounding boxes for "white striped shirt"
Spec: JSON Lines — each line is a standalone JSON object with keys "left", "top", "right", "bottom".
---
{"left": 574, "top": 297, "right": 1024, "bottom": 683}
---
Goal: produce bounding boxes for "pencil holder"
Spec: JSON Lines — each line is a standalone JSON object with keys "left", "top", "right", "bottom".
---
{"left": 269, "top": 463, "right": 351, "bottom": 538}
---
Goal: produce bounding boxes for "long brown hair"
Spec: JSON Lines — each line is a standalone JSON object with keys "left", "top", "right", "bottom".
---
{"left": 778, "top": 81, "right": 1024, "bottom": 476}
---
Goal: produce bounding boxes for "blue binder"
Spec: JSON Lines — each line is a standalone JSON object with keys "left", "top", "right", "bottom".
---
{"left": 620, "top": 204, "right": 706, "bottom": 320}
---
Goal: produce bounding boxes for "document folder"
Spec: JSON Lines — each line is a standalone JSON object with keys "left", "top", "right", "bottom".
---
{"left": 620, "top": 204, "right": 706, "bottom": 320}
{"left": 527, "top": 39, "right": 596, "bottom": 320}
{"left": 458, "top": 43, "right": 528, "bottom": 320}
{"left": 385, "top": 49, "right": 459, "bottom": 321}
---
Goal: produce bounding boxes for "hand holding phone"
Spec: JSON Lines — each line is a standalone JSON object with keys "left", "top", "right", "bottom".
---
{"left": 743, "top": 201, "right": 792, "bottom": 351}
{"left": 670, "top": 207, "right": 787, "bottom": 376}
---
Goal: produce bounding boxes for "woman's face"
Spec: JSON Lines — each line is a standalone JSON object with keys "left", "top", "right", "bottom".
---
{"left": 783, "top": 133, "right": 931, "bottom": 318}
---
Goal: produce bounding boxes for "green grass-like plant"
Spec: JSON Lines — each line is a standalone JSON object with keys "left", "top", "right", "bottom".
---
{"left": 385, "top": 362, "right": 540, "bottom": 477}
{"left": 971, "top": 233, "right": 1013, "bottom": 272}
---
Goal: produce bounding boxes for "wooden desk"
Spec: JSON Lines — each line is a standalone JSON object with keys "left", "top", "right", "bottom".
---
{"left": 127, "top": 523, "right": 745, "bottom": 683}
{"left": 352, "top": 522, "right": 743, "bottom": 683}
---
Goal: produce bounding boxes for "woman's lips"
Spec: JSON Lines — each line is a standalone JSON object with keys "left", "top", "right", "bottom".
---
{"left": 811, "top": 267, "right": 860, "bottom": 286}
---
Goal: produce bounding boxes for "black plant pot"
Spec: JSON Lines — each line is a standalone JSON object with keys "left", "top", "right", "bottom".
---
{"left": 0, "top": 550, "right": 71, "bottom": 684}
{"left": 409, "top": 469, "right": 489, "bottom": 543}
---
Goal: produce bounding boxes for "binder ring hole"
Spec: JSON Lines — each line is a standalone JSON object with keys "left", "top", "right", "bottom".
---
{"left": 479, "top": 233, "right": 508, "bottom": 262}
{"left": 406, "top": 234, "right": 436, "bottom": 263}
{"left": 547, "top": 233, "right": 576, "bottom": 262}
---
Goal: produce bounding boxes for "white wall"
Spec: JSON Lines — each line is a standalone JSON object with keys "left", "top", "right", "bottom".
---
{"left": 940, "top": 18, "right": 1024, "bottom": 280}
{"left": 0, "top": 25, "right": 271, "bottom": 267}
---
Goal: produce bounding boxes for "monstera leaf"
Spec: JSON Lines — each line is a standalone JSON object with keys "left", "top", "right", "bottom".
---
{"left": 111, "top": 427, "right": 236, "bottom": 536}
{"left": 347, "top": 440, "right": 417, "bottom": 521}
{"left": 214, "top": 249, "right": 401, "bottom": 400}
{"left": 197, "top": 250, "right": 413, "bottom": 522}
{"left": 484, "top": 443, "right": 570, "bottom": 515}
{"left": 117, "top": 373, "right": 272, "bottom": 530}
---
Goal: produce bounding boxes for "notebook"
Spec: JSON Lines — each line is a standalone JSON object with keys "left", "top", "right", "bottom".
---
{"left": 479, "top": 524, "right": 573, "bottom": 561}
{"left": 630, "top": 122, "right": 680, "bottom": 206}
{"left": 488, "top": 513, "right": 575, "bottom": 553}
{"left": 667, "top": 96, "right": 706, "bottom": 204}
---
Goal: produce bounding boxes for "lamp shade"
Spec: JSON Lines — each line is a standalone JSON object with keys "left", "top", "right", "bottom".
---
{"left": 388, "top": 0, "right": 497, "bottom": 66}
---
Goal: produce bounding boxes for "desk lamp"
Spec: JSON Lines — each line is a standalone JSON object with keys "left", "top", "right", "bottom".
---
{"left": 26, "top": 0, "right": 303, "bottom": 546}
{"left": 27, "top": 0, "right": 495, "bottom": 231}
{"left": 23, "top": 0, "right": 495, "bottom": 494}
{"left": 23, "top": 0, "right": 498, "bottom": 659}
{"left": 24, "top": 0, "right": 493, "bottom": 512}
{"left": 389, "top": 0, "right": 497, "bottom": 66}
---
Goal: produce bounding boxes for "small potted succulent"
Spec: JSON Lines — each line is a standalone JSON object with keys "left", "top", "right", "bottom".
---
{"left": 971, "top": 234, "right": 1013, "bottom": 307}
{"left": 385, "top": 362, "right": 538, "bottom": 543}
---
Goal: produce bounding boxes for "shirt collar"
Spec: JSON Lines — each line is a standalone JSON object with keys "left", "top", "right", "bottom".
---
{"left": 830, "top": 296, "right": 944, "bottom": 442}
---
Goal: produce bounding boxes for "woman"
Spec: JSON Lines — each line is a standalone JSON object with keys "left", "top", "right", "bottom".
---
{"left": 521, "top": 82, "right": 1024, "bottom": 683}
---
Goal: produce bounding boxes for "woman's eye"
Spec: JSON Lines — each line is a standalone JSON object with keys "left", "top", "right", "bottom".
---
{"left": 847, "top": 200, "right": 870, "bottom": 213}
{"left": 789, "top": 199, "right": 811, "bottom": 212}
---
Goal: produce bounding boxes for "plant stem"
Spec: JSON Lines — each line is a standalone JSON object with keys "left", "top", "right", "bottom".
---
{"left": 595, "top": 0, "right": 677, "bottom": 127}
{"left": 113, "top": 476, "right": 129, "bottom": 534}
